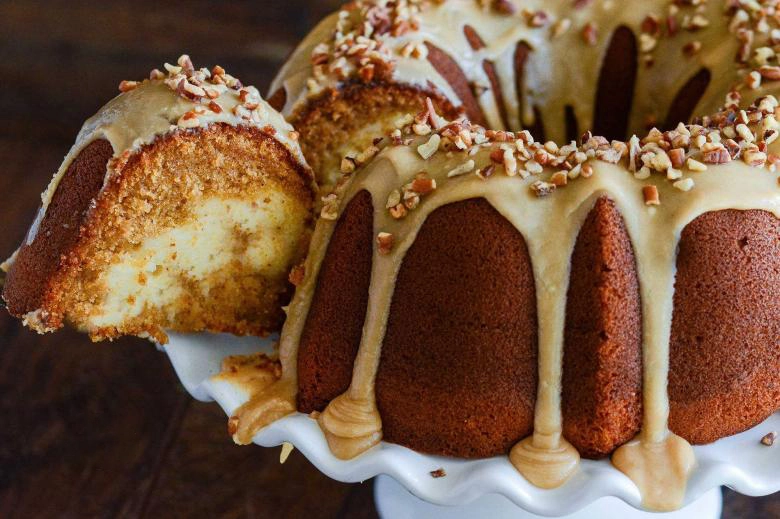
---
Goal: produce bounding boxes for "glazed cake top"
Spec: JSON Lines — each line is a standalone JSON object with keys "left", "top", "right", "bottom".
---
{"left": 19, "top": 55, "right": 310, "bottom": 251}
{"left": 272, "top": 0, "right": 780, "bottom": 142}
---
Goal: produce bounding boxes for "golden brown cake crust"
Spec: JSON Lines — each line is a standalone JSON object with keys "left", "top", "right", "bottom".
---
{"left": 513, "top": 41, "right": 546, "bottom": 142}
{"left": 562, "top": 196, "right": 643, "bottom": 459}
{"left": 4, "top": 139, "right": 114, "bottom": 320}
{"left": 463, "top": 25, "right": 509, "bottom": 129}
{"left": 375, "top": 198, "right": 538, "bottom": 458}
{"left": 296, "top": 190, "right": 374, "bottom": 413}
{"left": 662, "top": 68, "right": 712, "bottom": 131}
{"left": 669, "top": 209, "right": 780, "bottom": 444}
{"left": 424, "top": 42, "right": 486, "bottom": 126}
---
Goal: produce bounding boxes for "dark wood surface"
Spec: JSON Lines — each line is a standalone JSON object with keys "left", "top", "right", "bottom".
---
{"left": 0, "top": 2, "right": 777, "bottom": 517}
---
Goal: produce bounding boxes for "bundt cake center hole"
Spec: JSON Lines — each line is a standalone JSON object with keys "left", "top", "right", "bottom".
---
{"left": 443, "top": 25, "right": 713, "bottom": 143}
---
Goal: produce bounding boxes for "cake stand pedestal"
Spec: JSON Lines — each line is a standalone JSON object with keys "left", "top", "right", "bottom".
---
{"left": 373, "top": 475, "right": 723, "bottom": 519}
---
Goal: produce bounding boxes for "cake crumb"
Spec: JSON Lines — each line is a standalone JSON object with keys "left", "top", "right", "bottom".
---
{"left": 429, "top": 468, "right": 447, "bottom": 478}
{"left": 280, "top": 442, "right": 295, "bottom": 463}
{"left": 761, "top": 431, "right": 777, "bottom": 446}
{"left": 288, "top": 264, "right": 305, "bottom": 286}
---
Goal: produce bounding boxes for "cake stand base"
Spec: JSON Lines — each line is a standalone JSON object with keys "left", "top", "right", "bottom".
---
{"left": 374, "top": 475, "right": 723, "bottom": 519}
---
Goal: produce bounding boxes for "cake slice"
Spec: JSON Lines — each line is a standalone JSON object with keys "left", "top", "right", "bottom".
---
{"left": 2, "top": 56, "right": 316, "bottom": 343}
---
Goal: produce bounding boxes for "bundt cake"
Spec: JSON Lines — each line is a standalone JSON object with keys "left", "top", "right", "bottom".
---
{"left": 4, "top": 0, "right": 780, "bottom": 513}
{"left": 2, "top": 56, "right": 315, "bottom": 343}
{"left": 230, "top": 101, "right": 780, "bottom": 510}
{"left": 223, "top": 0, "right": 780, "bottom": 512}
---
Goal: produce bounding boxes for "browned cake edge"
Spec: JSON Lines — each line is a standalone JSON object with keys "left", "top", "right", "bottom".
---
{"left": 376, "top": 198, "right": 538, "bottom": 458}
{"left": 280, "top": 81, "right": 461, "bottom": 183}
{"left": 669, "top": 209, "right": 780, "bottom": 444}
{"left": 4, "top": 139, "right": 114, "bottom": 321}
{"left": 562, "top": 196, "right": 643, "bottom": 459}
{"left": 297, "top": 190, "right": 374, "bottom": 414}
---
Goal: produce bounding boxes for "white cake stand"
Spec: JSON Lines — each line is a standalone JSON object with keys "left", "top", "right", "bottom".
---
{"left": 162, "top": 332, "right": 779, "bottom": 518}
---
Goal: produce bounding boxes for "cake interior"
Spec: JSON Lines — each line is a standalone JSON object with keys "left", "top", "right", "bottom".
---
{"left": 4, "top": 124, "right": 313, "bottom": 343}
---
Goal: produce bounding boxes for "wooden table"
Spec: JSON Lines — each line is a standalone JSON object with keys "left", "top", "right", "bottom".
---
{"left": 0, "top": 2, "right": 777, "bottom": 517}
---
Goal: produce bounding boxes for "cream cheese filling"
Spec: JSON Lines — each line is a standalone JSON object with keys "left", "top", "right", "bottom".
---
{"left": 88, "top": 193, "right": 306, "bottom": 328}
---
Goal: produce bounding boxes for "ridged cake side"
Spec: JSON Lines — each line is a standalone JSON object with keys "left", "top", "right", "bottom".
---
{"left": 297, "top": 190, "right": 374, "bottom": 413}
{"left": 669, "top": 209, "right": 780, "bottom": 444}
{"left": 376, "top": 198, "right": 538, "bottom": 458}
{"left": 562, "top": 196, "right": 643, "bottom": 459}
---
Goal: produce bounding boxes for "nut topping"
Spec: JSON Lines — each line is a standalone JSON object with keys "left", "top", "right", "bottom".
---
{"left": 643, "top": 185, "right": 661, "bottom": 206}
{"left": 376, "top": 232, "right": 394, "bottom": 255}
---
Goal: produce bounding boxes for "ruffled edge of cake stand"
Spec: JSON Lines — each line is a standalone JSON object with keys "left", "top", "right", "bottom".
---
{"left": 162, "top": 332, "right": 780, "bottom": 516}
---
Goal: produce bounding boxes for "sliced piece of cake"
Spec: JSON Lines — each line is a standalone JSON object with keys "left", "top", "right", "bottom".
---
{"left": 2, "top": 55, "right": 316, "bottom": 343}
